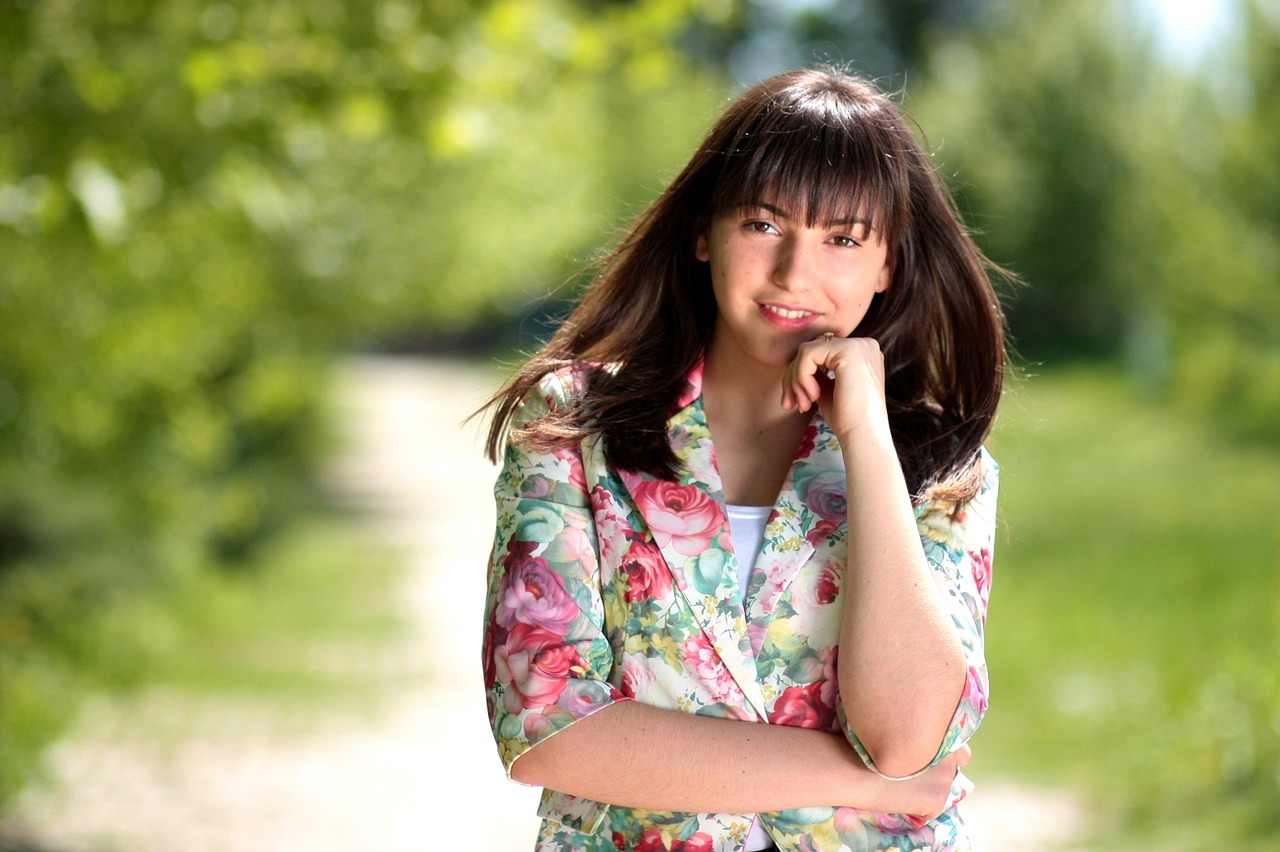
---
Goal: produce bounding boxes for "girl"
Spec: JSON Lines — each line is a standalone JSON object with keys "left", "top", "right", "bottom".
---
{"left": 481, "top": 67, "right": 1006, "bottom": 852}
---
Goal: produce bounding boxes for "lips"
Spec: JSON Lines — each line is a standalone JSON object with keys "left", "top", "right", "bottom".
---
{"left": 759, "top": 302, "right": 820, "bottom": 330}
{"left": 764, "top": 305, "right": 813, "bottom": 320}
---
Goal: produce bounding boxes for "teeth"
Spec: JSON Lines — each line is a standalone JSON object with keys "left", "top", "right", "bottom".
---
{"left": 765, "top": 305, "right": 812, "bottom": 319}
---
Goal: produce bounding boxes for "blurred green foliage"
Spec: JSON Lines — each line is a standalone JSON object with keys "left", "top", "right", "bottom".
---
{"left": 911, "top": 1, "right": 1280, "bottom": 442}
{"left": 985, "top": 368, "right": 1280, "bottom": 847}
{"left": 0, "top": 0, "right": 728, "bottom": 803}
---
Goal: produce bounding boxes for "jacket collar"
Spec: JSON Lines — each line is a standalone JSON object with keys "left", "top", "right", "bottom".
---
{"left": 618, "top": 364, "right": 846, "bottom": 720}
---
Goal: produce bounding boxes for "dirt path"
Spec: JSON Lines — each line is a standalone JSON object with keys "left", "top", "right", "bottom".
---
{"left": 3, "top": 357, "right": 1084, "bottom": 851}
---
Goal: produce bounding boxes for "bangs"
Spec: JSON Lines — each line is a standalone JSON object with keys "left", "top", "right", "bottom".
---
{"left": 708, "top": 84, "right": 912, "bottom": 245}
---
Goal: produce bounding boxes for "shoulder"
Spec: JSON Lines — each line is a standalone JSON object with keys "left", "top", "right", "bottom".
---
{"left": 976, "top": 446, "right": 999, "bottom": 487}
{"left": 916, "top": 447, "right": 999, "bottom": 552}
{"left": 511, "top": 363, "right": 599, "bottom": 426}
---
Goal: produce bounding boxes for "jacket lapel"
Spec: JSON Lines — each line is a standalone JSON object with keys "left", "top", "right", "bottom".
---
{"left": 617, "top": 367, "right": 770, "bottom": 719}
{"left": 616, "top": 367, "right": 848, "bottom": 720}
{"left": 745, "top": 415, "right": 846, "bottom": 654}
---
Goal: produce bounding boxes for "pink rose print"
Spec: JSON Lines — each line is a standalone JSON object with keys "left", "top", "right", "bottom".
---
{"left": 962, "top": 663, "right": 988, "bottom": 715}
{"left": 768, "top": 682, "right": 836, "bottom": 731}
{"left": 612, "top": 831, "right": 627, "bottom": 850}
{"left": 680, "top": 632, "right": 743, "bottom": 703}
{"left": 628, "top": 480, "right": 722, "bottom": 556}
{"left": 795, "top": 470, "right": 847, "bottom": 522}
{"left": 620, "top": 656, "right": 653, "bottom": 699}
{"left": 819, "top": 646, "right": 839, "bottom": 708}
{"left": 494, "top": 623, "right": 584, "bottom": 714}
{"left": 497, "top": 541, "right": 580, "bottom": 632}
{"left": 635, "top": 829, "right": 715, "bottom": 852}
{"left": 833, "top": 806, "right": 864, "bottom": 835}
{"left": 969, "top": 547, "right": 993, "bottom": 608}
{"left": 620, "top": 538, "right": 673, "bottom": 603}
{"left": 567, "top": 452, "right": 588, "bottom": 493}
{"left": 872, "top": 811, "right": 929, "bottom": 833}
{"left": 549, "top": 522, "right": 594, "bottom": 565}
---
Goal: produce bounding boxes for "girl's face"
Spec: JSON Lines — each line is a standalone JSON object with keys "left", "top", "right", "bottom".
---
{"left": 696, "top": 200, "right": 894, "bottom": 375}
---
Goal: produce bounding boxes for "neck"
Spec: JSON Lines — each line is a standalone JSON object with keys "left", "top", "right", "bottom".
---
{"left": 703, "top": 352, "right": 788, "bottom": 423}
{"left": 701, "top": 347, "right": 813, "bottom": 507}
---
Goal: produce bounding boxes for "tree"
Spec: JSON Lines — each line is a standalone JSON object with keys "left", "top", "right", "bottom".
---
{"left": 0, "top": 0, "right": 729, "bottom": 804}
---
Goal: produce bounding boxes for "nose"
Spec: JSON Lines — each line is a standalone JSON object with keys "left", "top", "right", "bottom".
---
{"left": 773, "top": 235, "right": 817, "bottom": 291}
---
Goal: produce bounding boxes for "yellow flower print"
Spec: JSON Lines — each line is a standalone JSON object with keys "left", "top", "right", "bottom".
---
{"left": 498, "top": 736, "right": 524, "bottom": 766}
{"left": 777, "top": 535, "right": 805, "bottom": 552}
{"left": 917, "top": 505, "right": 954, "bottom": 544}
{"left": 677, "top": 696, "right": 692, "bottom": 712}
{"left": 767, "top": 618, "right": 806, "bottom": 653}
{"left": 762, "top": 683, "right": 776, "bottom": 700}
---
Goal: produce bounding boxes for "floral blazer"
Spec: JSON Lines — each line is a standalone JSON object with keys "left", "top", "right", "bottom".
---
{"left": 482, "top": 364, "right": 998, "bottom": 852}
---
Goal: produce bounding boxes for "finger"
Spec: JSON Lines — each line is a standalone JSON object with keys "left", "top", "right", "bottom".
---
{"left": 786, "top": 366, "right": 815, "bottom": 413}
{"left": 796, "top": 353, "right": 825, "bottom": 406}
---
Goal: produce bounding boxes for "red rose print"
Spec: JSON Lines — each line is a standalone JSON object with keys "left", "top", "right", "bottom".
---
{"left": 677, "top": 833, "right": 714, "bottom": 852}
{"left": 797, "top": 423, "right": 817, "bottom": 458}
{"left": 769, "top": 682, "right": 836, "bottom": 731}
{"left": 814, "top": 558, "right": 842, "bottom": 604}
{"left": 635, "top": 827, "right": 669, "bottom": 851}
{"left": 590, "top": 485, "right": 612, "bottom": 514}
{"left": 620, "top": 538, "right": 673, "bottom": 603}
{"left": 805, "top": 517, "right": 839, "bottom": 548}
{"left": 481, "top": 604, "right": 506, "bottom": 689}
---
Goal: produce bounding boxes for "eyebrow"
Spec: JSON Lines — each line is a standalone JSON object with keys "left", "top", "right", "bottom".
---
{"left": 750, "top": 201, "right": 870, "bottom": 229}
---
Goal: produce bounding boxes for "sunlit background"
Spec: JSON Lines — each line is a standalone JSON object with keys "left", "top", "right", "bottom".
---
{"left": 1, "top": 0, "right": 1277, "bottom": 849}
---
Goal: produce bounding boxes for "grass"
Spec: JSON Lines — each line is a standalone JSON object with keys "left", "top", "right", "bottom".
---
{"left": 979, "top": 367, "right": 1280, "bottom": 849}
{"left": 0, "top": 509, "right": 414, "bottom": 806}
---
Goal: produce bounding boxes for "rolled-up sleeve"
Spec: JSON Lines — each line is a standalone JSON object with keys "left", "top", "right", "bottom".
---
{"left": 838, "top": 448, "right": 999, "bottom": 779}
{"left": 481, "top": 374, "right": 627, "bottom": 778}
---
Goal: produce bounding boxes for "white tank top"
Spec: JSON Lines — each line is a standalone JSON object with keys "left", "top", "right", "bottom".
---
{"left": 725, "top": 503, "right": 775, "bottom": 852}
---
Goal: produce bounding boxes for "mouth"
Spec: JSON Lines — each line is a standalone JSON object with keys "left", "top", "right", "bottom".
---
{"left": 761, "top": 304, "right": 815, "bottom": 320}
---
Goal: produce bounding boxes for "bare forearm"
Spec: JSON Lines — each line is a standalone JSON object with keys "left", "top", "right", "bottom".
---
{"left": 511, "top": 700, "right": 889, "bottom": 813}
{"left": 838, "top": 432, "right": 966, "bottom": 777}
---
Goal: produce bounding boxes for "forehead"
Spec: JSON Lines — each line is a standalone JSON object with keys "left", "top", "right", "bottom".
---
{"left": 740, "top": 198, "right": 873, "bottom": 229}
{"left": 713, "top": 162, "right": 892, "bottom": 230}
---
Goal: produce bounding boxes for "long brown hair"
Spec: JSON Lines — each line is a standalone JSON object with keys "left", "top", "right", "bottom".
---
{"left": 483, "top": 68, "right": 1009, "bottom": 504}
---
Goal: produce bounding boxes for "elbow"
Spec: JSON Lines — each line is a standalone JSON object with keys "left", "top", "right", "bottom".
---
{"left": 867, "top": 742, "right": 940, "bottom": 780}
{"left": 510, "top": 746, "right": 550, "bottom": 787}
